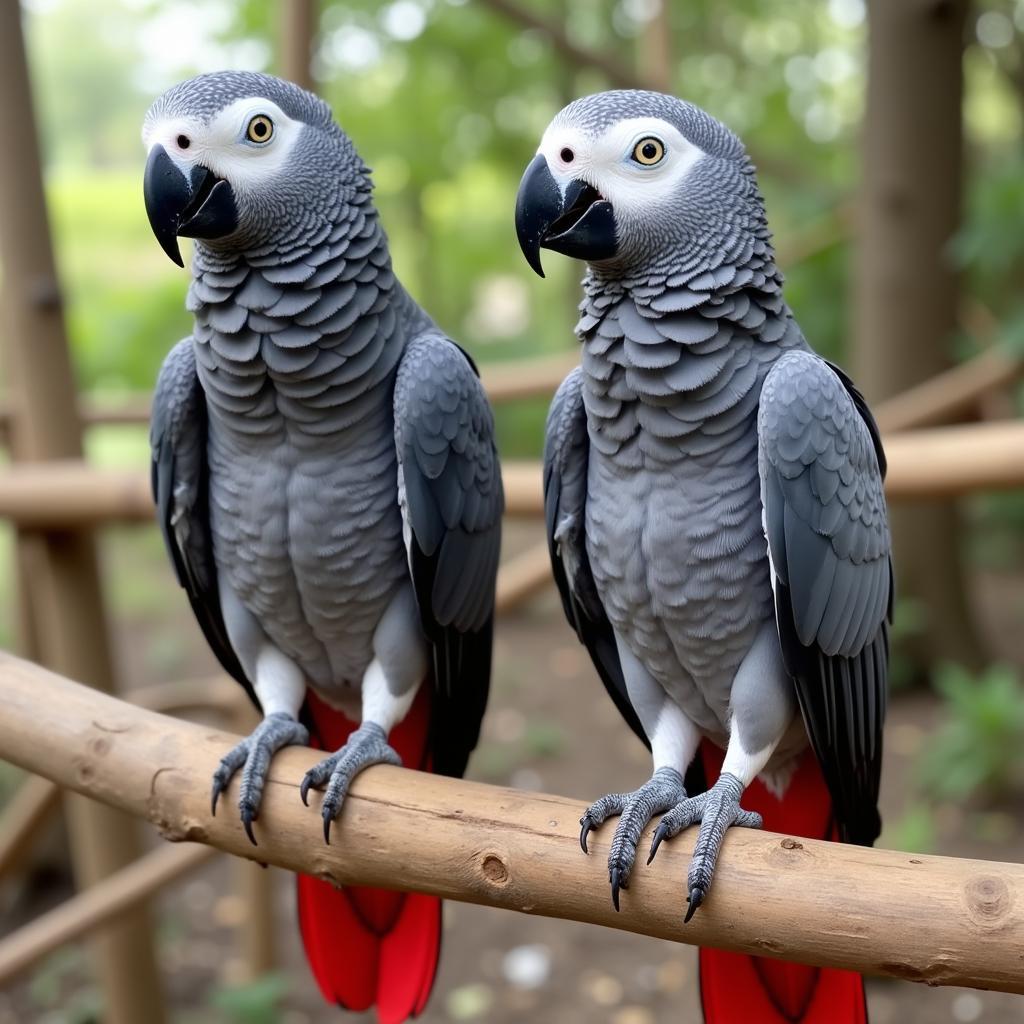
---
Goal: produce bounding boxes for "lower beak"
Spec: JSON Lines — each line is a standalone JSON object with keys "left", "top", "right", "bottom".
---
{"left": 514, "top": 154, "right": 618, "bottom": 278}
{"left": 143, "top": 144, "right": 238, "bottom": 267}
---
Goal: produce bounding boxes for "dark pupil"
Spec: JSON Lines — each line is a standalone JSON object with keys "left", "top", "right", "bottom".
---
{"left": 177, "top": 134, "right": 190, "bottom": 149}
{"left": 560, "top": 147, "right": 574, "bottom": 163}
{"left": 642, "top": 142, "right": 658, "bottom": 159}
{"left": 253, "top": 121, "right": 267, "bottom": 137}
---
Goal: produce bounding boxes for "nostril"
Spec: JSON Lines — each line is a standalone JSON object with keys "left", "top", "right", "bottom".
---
{"left": 177, "top": 134, "right": 191, "bottom": 150}
{"left": 560, "top": 147, "right": 574, "bottom": 163}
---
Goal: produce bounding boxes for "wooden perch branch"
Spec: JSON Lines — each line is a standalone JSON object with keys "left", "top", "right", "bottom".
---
{"left": 0, "top": 651, "right": 1022, "bottom": 994}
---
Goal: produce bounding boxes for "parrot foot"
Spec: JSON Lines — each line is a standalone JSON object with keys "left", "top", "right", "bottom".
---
{"left": 299, "top": 722, "right": 401, "bottom": 844}
{"left": 210, "top": 712, "right": 310, "bottom": 846}
{"left": 646, "top": 772, "right": 762, "bottom": 922}
{"left": 579, "top": 766, "right": 687, "bottom": 911}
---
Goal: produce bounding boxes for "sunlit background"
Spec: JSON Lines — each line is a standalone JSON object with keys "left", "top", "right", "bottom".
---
{"left": 2, "top": 0, "right": 1024, "bottom": 1021}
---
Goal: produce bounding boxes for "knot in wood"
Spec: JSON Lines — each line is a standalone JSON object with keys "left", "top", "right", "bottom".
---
{"left": 768, "top": 835, "right": 809, "bottom": 868}
{"left": 964, "top": 875, "right": 1010, "bottom": 927}
{"left": 480, "top": 853, "right": 510, "bottom": 886}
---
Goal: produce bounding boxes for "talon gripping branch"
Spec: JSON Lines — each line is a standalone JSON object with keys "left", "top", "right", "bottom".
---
{"left": 143, "top": 72, "right": 503, "bottom": 1023}
{"left": 516, "top": 90, "right": 891, "bottom": 1024}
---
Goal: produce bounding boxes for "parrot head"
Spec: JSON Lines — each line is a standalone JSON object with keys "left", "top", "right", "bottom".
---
{"left": 142, "top": 71, "right": 367, "bottom": 267}
{"left": 515, "top": 90, "right": 761, "bottom": 278}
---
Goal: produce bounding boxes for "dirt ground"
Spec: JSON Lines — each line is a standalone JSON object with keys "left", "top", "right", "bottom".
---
{"left": 0, "top": 522, "right": 1022, "bottom": 1023}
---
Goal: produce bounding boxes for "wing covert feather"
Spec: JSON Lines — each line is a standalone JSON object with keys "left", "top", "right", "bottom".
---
{"left": 394, "top": 333, "right": 503, "bottom": 777}
{"left": 150, "top": 339, "right": 251, "bottom": 698}
{"left": 758, "top": 351, "right": 891, "bottom": 844}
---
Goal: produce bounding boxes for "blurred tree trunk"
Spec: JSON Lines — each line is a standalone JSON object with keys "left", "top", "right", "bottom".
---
{"left": 279, "top": 0, "right": 316, "bottom": 92}
{"left": 853, "top": 0, "right": 984, "bottom": 672}
{"left": 639, "top": 1, "right": 672, "bottom": 93}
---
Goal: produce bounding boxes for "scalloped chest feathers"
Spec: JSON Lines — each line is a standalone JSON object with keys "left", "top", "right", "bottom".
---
{"left": 577, "top": 276, "right": 806, "bottom": 737}
{"left": 186, "top": 216, "right": 421, "bottom": 690}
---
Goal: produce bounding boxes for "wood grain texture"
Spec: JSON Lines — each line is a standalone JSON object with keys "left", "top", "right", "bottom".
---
{"left": 0, "top": 650, "right": 1021, "bottom": 994}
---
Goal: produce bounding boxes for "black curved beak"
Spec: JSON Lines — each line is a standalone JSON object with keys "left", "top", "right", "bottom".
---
{"left": 143, "top": 145, "right": 237, "bottom": 267}
{"left": 514, "top": 154, "right": 617, "bottom": 278}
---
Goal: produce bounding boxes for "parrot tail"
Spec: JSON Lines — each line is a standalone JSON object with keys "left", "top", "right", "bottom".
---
{"left": 296, "top": 687, "right": 440, "bottom": 1024}
{"left": 696, "top": 741, "right": 868, "bottom": 1024}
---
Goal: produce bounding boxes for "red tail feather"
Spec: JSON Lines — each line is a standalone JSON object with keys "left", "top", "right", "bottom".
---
{"left": 297, "top": 687, "right": 440, "bottom": 1023}
{"left": 697, "top": 742, "right": 868, "bottom": 1024}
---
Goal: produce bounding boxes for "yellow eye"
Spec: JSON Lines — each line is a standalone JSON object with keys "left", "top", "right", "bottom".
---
{"left": 246, "top": 115, "right": 274, "bottom": 144}
{"left": 632, "top": 137, "right": 665, "bottom": 165}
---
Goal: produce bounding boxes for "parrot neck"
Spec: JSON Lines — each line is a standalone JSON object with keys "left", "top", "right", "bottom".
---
{"left": 574, "top": 236, "right": 804, "bottom": 463}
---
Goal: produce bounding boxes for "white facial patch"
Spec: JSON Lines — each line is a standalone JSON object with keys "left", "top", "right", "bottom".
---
{"left": 538, "top": 116, "right": 706, "bottom": 220}
{"left": 142, "top": 96, "right": 304, "bottom": 195}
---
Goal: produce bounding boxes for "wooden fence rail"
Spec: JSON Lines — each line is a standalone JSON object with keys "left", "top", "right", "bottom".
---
{"left": 0, "top": 420, "right": 1021, "bottom": 531}
{"left": 0, "top": 351, "right": 581, "bottom": 440}
{"left": 0, "top": 343, "right": 1015, "bottom": 440}
{"left": 0, "top": 650, "right": 1021, "bottom": 995}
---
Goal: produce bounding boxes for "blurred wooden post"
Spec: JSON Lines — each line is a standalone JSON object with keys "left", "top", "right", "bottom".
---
{"left": 640, "top": 0, "right": 672, "bottom": 93}
{"left": 280, "top": 0, "right": 316, "bottom": 92}
{"left": 0, "top": 7, "right": 165, "bottom": 1023}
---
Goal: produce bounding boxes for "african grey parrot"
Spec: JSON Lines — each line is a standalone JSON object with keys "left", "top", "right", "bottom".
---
{"left": 515, "top": 90, "right": 890, "bottom": 1024}
{"left": 142, "top": 72, "right": 502, "bottom": 1021}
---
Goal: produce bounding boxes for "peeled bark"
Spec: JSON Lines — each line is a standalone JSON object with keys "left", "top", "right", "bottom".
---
{"left": 853, "top": 0, "right": 984, "bottom": 672}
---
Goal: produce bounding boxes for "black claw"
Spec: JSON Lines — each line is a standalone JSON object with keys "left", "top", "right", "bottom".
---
{"left": 684, "top": 886, "right": 704, "bottom": 924}
{"left": 300, "top": 774, "right": 313, "bottom": 807}
{"left": 241, "top": 807, "right": 257, "bottom": 847}
{"left": 610, "top": 866, "right": 621, "bottom": 912}
{"left": 322, "top": 810, "right": 332, "bottom": 845}
{"left": 579, "top": 818, "right": 592, "bottom": 855}
{"left": 647, "top": 821, "right": 669, "bottom": 865}
{"left": 211, "top": 783, "right": 222, "bottom": 817}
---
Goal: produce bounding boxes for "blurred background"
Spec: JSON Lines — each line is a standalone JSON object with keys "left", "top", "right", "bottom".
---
{"left": 1, "top": 0, "right": 1023, "bottom": 1021}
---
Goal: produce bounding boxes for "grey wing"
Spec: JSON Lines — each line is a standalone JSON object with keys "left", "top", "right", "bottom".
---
{"left": 758, "top": 350, "right": 891, "bottom": 845}
{"left": 544, "top": 367, "right": 647, "bottom": 749}
{"left": 150, "top": 339, "right": 251, "bottom": 699}
{"left": 394, "top": 332, "right": 503, "bottom": 778}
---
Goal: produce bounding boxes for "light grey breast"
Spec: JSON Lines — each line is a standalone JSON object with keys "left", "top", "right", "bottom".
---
{"left": 574, "top": 237, "right": 810, "bottom": 740}
{"left": 186, "top": 185, "right": 423, "bottom": 692}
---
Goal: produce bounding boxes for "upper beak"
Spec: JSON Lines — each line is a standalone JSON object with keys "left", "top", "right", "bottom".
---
{"left": 514, "top": 154, "right": 618, "bottom": 278}
{"left": 143, "top": 145, "right": 238, "bottom": 267}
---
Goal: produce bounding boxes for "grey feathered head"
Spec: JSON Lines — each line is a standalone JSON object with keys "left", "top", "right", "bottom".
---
{"left": 142, "top": 72, "right": 369, "bottom": 266}
{"left": 515, "top": 90, "right": 768, "bottom": 279}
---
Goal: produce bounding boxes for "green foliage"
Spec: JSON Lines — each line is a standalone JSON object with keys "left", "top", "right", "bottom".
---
{"left": 523, "top": 719, "right": 565, "bottom": 758}
{"left": 887, "top": 597, "right": 929, "bottom": 691}
{"left": 881, "top": 802, "right": 937, "bottom": 854}
{"left": 27, "top": 947, "right": 97, "bottom": 1023}
{"left": 208, "top": 973, "right": 289, "bottom": 1024}
{"left": 47, "top": 171, "right": 191, "bottom": 392}
{"left": 918, "top": 663, "right": 1024, "bottom": 802}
